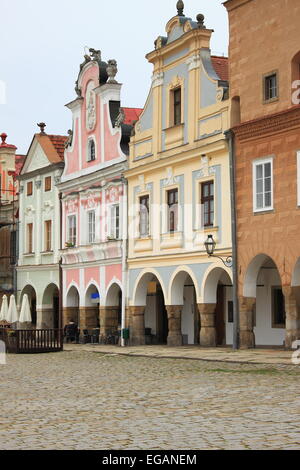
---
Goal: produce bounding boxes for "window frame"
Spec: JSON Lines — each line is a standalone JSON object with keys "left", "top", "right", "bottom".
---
{"left": 263, "top": 71, "right": 279, "bottom": 104}
{"left": 139, "top": 194, "right": 150, "bottom": 238}
{"left": 27, "top": 223, "right": 34, "bottom": 254}
{"left": 27, "top": 181, "right": 33, "bottom": 197}
{"left": 87, "top": 139, "right": 96, "bottom": 162}
{"left": 297, "top": 151, "right": 300, "bottom": 206}
{"left": 167, "top": 188, "right": 179, "bottom": 233}
{"left": 173, "top": 87, "right": 182, "bottom": 126}
{"left": 67, "top": 215, "right": 77, "bottom": 246}
{"left": 44, "top": 220, "right": 52, "bottom": 252}
{"left": 87, "top": 210, "right": 96, "bottom": 244}
{"left": 44, "top": 176, "right": 52, "bottom": 192}
{"left": 253, "top": 157, "right": 274, "bottom": 213}
{"left": 110, "top": 204, "right": 120, "bottom": 240}
{"left": 201, "top": 180, "right": 215, "bottom": 228}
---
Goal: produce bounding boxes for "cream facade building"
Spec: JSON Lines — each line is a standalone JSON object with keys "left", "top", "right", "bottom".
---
{"left": 126, "top": 4, "right": 233, "bottom": 346}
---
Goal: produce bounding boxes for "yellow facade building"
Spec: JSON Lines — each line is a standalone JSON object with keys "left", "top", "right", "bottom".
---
{"left": 125, "top": 3, "right": 233, "bottom": 347}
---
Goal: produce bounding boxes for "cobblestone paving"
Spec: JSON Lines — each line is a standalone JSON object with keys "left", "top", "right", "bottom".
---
{"left": 1, "top": 351, "right": 300, "bottom": 450}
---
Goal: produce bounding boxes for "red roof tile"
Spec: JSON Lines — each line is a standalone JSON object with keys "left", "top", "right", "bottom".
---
{"left": 48, "top": 135, "right": 68, "bottom": 161}
{"left": 15, "top": 155, "right": 26, "bottom": 175}
{"left": 211, "top": 56, "right": 229, "bottom": 82}
{"left": 122, "top": 107, "right": 143, "bottom": 125}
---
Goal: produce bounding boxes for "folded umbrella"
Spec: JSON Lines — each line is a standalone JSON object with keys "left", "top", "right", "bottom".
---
{"left": 7, "top": 295, "right": 19, "bottom": 324}
{"left": 0, "top": 295, "right": 8, "bottom": 322}
{"left": 19, "top": 294, "right": 32, "bottom": 323}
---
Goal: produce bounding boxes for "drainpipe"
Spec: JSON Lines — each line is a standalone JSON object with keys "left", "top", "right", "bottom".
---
{"left": 225, "top": 129, "right": 240, "bottom": 350}
{"left": 121, "top": 177, "right": 128, "bottom": 347}
{"left": 59, "top": 192, "right": 63, "bottom": 331}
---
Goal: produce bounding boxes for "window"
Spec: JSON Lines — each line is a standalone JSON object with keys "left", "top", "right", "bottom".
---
{"left": 45, "top": 176, "right": 51, "bottom": 192}
{"left": 27, "top": 182, "right": 33, "bottom": 196}
{"left": 27, "top": 223, "right": 33, "bottom": 253}
{"left": 10, "top": 231, "right": 16, "bottom": 265}
{"left": 88, "top": 140, "right": 96, "bottom": 162}
{"left": 139, "top": 195, "right": 150, "bottom": 237}
{"left": 264, "top": 72, "right": 278, "bottom": 102}
{"left": 167, "top": 189, "right": 178, "bottom": 233}
{"left": 88, "top": 211, "right": 95, "bottom": 244}
{"left": 297, "top": 151, "right": 300, "bottom": 206}
{"left": 272, "top": 287, "right": 286, "bottom": 328}
{"left": 201, "top": 181, "right": 214, "bottom": 227}
{"left": 173, "top": 88, "right": 181, "bottom": 126}
{"left": 68, "top": 215, "right": 77, "bottom": 246}
{"left": 253, "top": 159, "right": 273, "bottom": 212}
{"left": 44, "top": 220, "right": 52, "bottom": 251}
{"left": 110, "top": 205, "right": 120, "bottom": 239}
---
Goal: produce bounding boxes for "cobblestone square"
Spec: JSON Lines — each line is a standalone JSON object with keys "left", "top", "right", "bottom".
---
{"left": 1, "top": 350, "right": 299, "bottom": 450}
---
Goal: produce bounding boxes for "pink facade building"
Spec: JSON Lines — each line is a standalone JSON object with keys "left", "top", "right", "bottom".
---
{"left": 59, "top": 49, "right": 141, "bottom": 337}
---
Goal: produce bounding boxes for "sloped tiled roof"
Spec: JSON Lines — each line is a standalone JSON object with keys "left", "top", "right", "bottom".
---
{"left": 48, "top": 135, "right": 68, "bottom": 161}
{"left": 211, "top": 56, "right": 229, "bottom": 82}
{"left": 15, "top": 155, "right": 26, "bottom": 175}
{"left": 122, "top": 108, "right": 143, "bottom": 126}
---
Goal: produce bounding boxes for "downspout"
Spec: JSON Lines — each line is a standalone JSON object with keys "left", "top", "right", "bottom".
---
{"left": 121, "top": 177, "right": 128, "bottom": 347}
{"left": 59, "top": 192, "right": 63, "bottom": 331}
{"left": 225, "top": 129, "right": 240, "bottom": 350}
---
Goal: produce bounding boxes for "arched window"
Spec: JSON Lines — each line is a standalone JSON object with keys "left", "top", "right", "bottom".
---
{"left": 88, "top": 140, "right": 96, "bottom": 162}
{"left": 292, "top": 52, "right": 300, "bottom": 105}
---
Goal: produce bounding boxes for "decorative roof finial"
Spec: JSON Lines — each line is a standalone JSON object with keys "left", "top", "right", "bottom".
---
{"left": 37, "top": 122, "right": 46, "bottom": 135}
{"left": 196, "top": 13, "right": 206, "bottom": 29}
{"left": 176, "top": 0, "right": 184, "bottom": 16}
{"left": 0, "top": 133, "right": 7, "bottom": 145}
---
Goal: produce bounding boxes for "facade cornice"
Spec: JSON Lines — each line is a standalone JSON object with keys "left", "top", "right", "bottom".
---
{"left": 126, "top": 139, "right": 227, "bottom": 178}
{"left": 232, "top": 106, "right": 300, "bottom": 141}
{"left": 58, "top": 159, "right": 127, "bottom": 192}
{"left": 17, "top": 162, "right": 64, "bottom": 181}
{"left": 223, "top": 0, "right": 253, "bottom": 12}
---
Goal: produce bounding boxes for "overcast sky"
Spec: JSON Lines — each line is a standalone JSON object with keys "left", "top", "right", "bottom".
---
{"left": 0, "top": 0, "right": 228, "bottom": 154}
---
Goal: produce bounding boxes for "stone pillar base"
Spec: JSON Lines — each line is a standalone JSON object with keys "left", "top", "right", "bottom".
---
{"left": 198, "top": 304, "right": 216, "bottom": 347}
{"left": 166, "top": 306, "right": 183, "bottom": 347}
{"left": 129, "top": 306, "right": 145, "bottom": 346}
{"left": 99, "top": 307, "right": 119, "bottom": 337}
{"left": 239, "top": 297, "right": 255, "bottom": 349}
{"left": 80, "top": 307, "right": 99, "bottom": 331}
{"left": 283, "top": 287, "right": 300, "bottom": 349}
{"left": 63, "top": 307, "right": 79, "bottom": 327}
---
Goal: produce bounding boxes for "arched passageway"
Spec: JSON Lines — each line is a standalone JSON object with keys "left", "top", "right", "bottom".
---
{"left": 200, "top": 267, "right": 233, "bottom": 347}
{"left": 42, "top": 284, "right": 60, "bottom": 329}
{"left": 131, "top": 273, "right": 169, "bottom": 346}
{"left": 100, "top": 283, "right": 122, "bottom": 338}
{"left": 20, "top": 285, "right": 37, "bottom": 327}
{"left": 242, "top": 255, "right": 286, "bottom": 347}
{"left": 170, "top": 271, "right": 199, "bottom": 345}
{"left": 64, "top": 286, "right": 80, "bottom": 328}
{"left": 83, "top": 284, "right": 100, "bottom": 330}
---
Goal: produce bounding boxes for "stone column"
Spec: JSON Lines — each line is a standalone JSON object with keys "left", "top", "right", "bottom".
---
{"left": 239, "top": 297, "right": 256, "bottom": 349}
{"left": 129, "top": 306, "right": 145, "bottom": 346}
{"left": 282, "top": 287, "right": 300, "bottom": 349}
{"left": 80, "top": 307, "right": 99, "bottom": 331}
{"left": 37, "top": 308, "right": 54, "bottom": 329}
{"left": 198, "top": 304, "right": 216, "bottom": 347}
{"left": 63, "top": 307, "right": 79, "bottom": 327}
{"left": 99, "top": 306, "right": 119, "bottom": 336}
{"left": 166, "top": 305, "right": 183, "bottom": 347}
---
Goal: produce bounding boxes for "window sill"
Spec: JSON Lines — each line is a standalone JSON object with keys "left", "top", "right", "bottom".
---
{"left": 263, "top": 97, "right": 279, "bottom": 105}
{"left": 162, "top": 123, "right": 184, "bottom": 131}
{"left": 41, "top": 251, "right": 53, "bottom": 255}
{"left": 23, "top": 252, "right": 35, "bottom": 257}
{"left": 253, "top": 208, "right": 274, "bottom": 215}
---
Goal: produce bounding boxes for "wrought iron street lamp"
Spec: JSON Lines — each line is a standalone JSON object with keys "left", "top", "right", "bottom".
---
{"left": 204, "top": 234, "right": 233, "bottom": 268}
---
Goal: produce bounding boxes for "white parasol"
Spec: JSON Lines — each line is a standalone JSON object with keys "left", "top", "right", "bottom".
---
{"left": 19, "top": 294, "right": 32, "bottom": 324}
{"left": 0, "top": 295, "right": 9, "bottom": 322}
{"left": 7, "top": 295, "right": 19, "bottom": 324}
